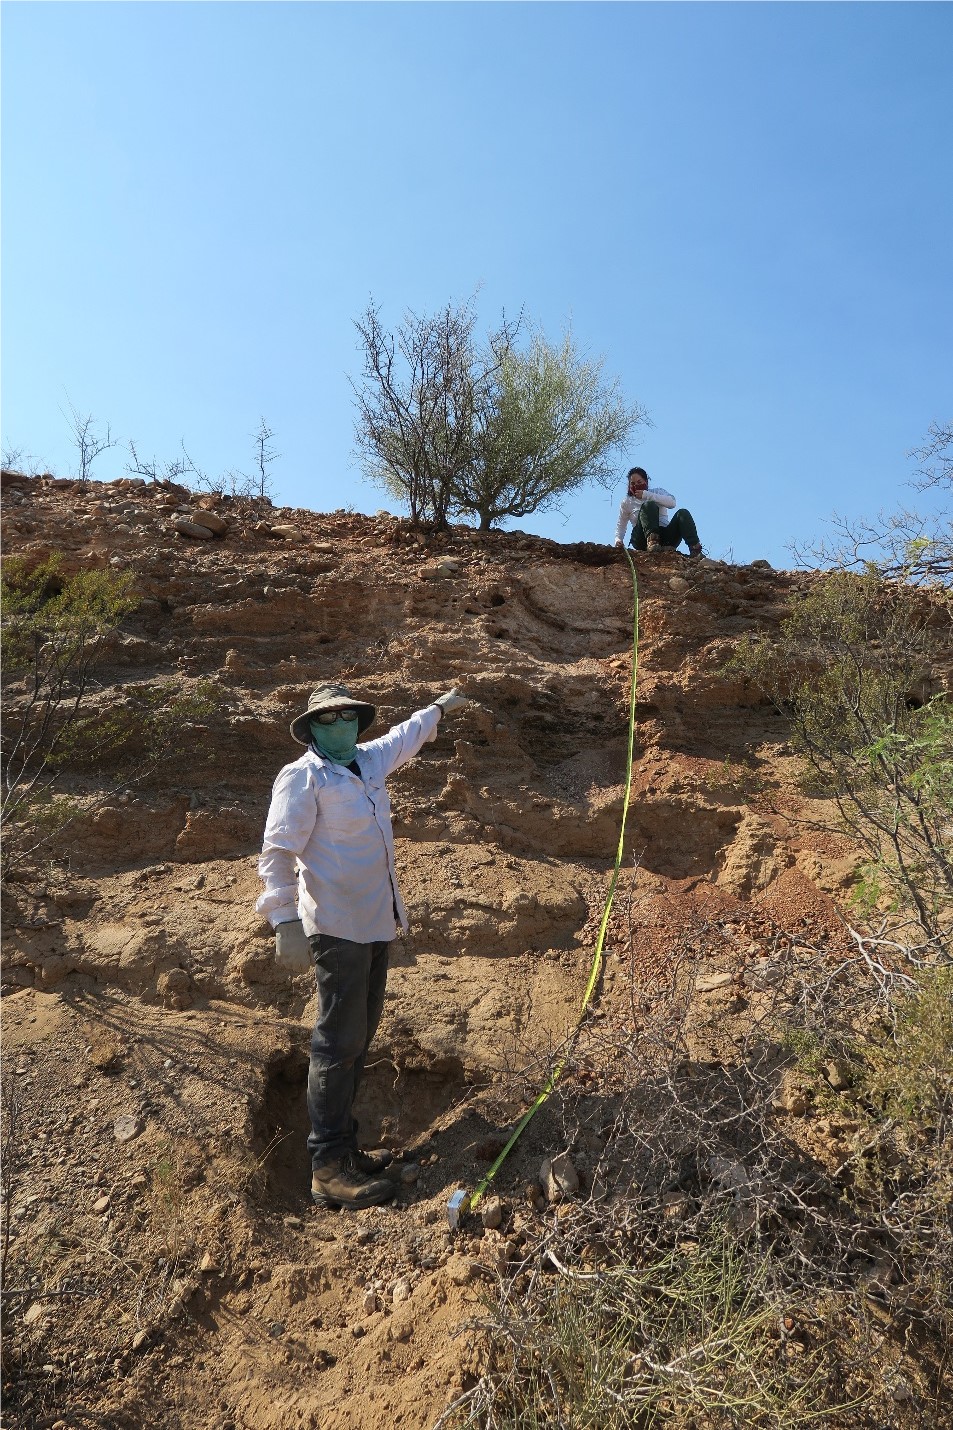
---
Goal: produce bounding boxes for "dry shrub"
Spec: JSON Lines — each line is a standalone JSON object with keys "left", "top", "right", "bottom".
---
{"left": 442, "top": 921, "right": 952, "bottom": 1428}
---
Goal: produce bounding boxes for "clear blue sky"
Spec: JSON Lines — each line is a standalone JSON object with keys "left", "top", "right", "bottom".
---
{"left": 3, "top": 2, "right": 951, "bottom": 566}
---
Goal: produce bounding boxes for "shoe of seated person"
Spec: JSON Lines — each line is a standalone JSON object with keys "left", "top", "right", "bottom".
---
{"left": 688, "top": 542, "right": 703, "bottom": 558}
{"left": 646, "top": 532, "right": 661, "bottom": 552}
{"left": 311, "top": 1153, "right": 394, "bottom": 1210}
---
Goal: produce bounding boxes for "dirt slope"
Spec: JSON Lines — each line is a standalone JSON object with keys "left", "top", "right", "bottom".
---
{"left": 2, "top": 472, "right": 862, "bottom": 1428}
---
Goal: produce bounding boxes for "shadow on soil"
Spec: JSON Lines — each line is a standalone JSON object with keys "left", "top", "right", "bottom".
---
{"left": 251, "top": 1042, "right": 473, "bottom": 1208}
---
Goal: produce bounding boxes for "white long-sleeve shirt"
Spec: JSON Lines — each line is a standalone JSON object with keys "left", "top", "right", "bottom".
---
{"left": 256, "top": 705, "right": 441, "bottom": 943}
{"left": 614, "top": 487, "right": 676, "bottom": 544}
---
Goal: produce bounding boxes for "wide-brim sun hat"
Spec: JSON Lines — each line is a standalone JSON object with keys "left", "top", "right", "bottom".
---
{"left": 290, "top": 683, "right": 376, "bottom": 745}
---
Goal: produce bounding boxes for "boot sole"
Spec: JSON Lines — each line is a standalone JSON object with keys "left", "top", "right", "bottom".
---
{"left": 311, "top": 1184, "right": 395, "bottom": 1210}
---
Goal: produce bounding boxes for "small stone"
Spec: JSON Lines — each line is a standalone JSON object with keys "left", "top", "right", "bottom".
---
{"left": 392, "top": 1277, "right": 412, "bottom": 1304}
{"left": 23, "top": 1302, "right": 46, "bottom": 1326}
{"left": 449, "top": 1255, "right": 474, "bottom": 1286}
{"left": 362, "top": 1289, "right": 379, "bottom": 1314}
{"left": 131, "top": 1329, "right": 149, "bottom": 1350}
{"left": 157, "top": 968, "right": 192, "bottom": 1010}
{"left": 695, "top": 971, "right": 733, "bottom": 993}
{"left": 774, "top": 1071, "right": 807, "bottom": 1116}
{"left": 400, "top": 1163, "right": 420, "bottom": 1186}
{"left": 199, "top": 1252, "right": 217, "bottom": 1273}
{"left": 541, "top": 1153, "right": 579, "bottom": 1201}
{"left": 389, "top": 1313, "right": 413, "bottom": 1342}
{"left": 282, "top": 1215, "right": 304, "bottom": 1230}
{"left": 93, "top": 1195, "right": 110, "bottom": 1214}
{"left": 269, "top": 524, "right": 299, "bottom": 540}
{"left": 113, "top": 1115, "right": 143, "bottom": 1143}
{"left": 824, "top": 1059, "right": 852, "bottom": 1091}
{"left": 668, "top": 576, "right": 690, "bottom": 594}
{"left": 480, "top": 1197, "right": 503, "bottom": 1231}
{"left": 708, "top": 1155, "right": 748, "bottom": 1190}
{"left": 743, "top": 959, "right": 783, "bottom": 990}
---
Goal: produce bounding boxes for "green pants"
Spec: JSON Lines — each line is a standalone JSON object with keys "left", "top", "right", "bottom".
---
{"left": 629, "top": 501, "right": 700, "bottom": 552}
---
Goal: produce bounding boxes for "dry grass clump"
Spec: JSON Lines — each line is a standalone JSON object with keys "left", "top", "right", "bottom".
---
{"left": 441, "top": 922, "right": 953, "bottom": 1428}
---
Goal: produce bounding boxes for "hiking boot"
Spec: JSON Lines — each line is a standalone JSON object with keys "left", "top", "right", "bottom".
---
{"left": 645, "top": 532, "right": 662, "bottom": 552}
{"left": 688, "top": 542, "right": 703, "bottom": 559}
{"left": 311, "top": 1153, "right": 394, "bottom": 1210}
{"left": 353, "top": 1146, "right": 393, "bottom": 1174}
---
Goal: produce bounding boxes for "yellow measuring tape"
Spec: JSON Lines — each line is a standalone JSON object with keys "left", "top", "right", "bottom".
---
{"left": 465, "top": 548, "right": 640, "bottom": 1212}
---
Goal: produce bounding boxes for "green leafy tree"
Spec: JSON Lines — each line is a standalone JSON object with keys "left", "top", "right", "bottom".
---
{"left": 455, "top": 328, "right": 646, "bottom": 530}
{"left": 352, "top": 298, "right": 646, "bottom": 530}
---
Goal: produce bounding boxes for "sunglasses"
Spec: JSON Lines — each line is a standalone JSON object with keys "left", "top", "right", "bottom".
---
{"left": 312, "top": 709, "right": 359, "bottom": 725}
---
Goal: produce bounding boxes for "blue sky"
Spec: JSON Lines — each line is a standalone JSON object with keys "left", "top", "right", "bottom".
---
{"left": 2, "top": 2, "right": 951, "bottom": 566}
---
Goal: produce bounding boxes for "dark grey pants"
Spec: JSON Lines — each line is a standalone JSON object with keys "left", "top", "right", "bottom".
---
{"left": 306, "top": 934, "right": 390, "bottom": 1169}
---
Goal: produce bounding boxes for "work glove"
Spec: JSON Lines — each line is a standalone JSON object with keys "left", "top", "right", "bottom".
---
{"left": 435, "top": 688, "right": 467, "bottom": 717}
{"left": 275, "top": 918, "right": 312, "bottom": 975}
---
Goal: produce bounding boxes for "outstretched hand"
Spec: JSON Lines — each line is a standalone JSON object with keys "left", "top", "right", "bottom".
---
{"left": 435, "top": 688, "right": 467, "bottom": 717}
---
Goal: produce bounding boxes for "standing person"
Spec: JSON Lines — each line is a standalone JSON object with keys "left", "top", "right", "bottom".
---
{"left": 613, "top": 466, "right": 703, "bottom": 556}
{"left": 257, "top": 681, "right": 467, "bottom": 1210}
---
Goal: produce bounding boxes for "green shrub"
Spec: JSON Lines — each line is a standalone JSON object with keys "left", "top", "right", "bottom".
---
{"left": 1, "top": 553, "right": 218, "bottom": 876}
{"left": 730, "top": 570, "right": 952, "bottom": 935}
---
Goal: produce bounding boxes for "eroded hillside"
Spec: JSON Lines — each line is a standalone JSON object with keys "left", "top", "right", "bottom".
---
{"left": 2, "top": 471, "right": 874, "bottom": 1428}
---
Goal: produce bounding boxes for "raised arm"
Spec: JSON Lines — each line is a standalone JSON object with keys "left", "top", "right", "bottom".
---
{"left": 361, "top": 704, "right": 443, "bottom": 779}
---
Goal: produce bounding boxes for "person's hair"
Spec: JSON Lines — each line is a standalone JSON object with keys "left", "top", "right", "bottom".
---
{"left": 627, "top": 466, "right": 648, "bottom": 483}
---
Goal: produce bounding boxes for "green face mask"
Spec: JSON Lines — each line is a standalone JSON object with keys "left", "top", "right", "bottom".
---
{"left": 309, "top": 717, "right": 359, "bottom": 765}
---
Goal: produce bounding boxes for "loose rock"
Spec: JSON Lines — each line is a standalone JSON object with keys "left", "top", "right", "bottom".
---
{"left": 541, "top": 1153, "right": 579, "bottom": 1201}
{"left": 480, "top": 1196, "right": 503, "bottom": 1231}
{"left": 173, "top": 519, "right": 215, "bottom": 541}
{"left": 113, "top": 1114, "right": 143, "bottom": 1143}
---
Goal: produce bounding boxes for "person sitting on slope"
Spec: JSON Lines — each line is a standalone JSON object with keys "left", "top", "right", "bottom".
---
{"left": 613, "top": 466, "right": 703, "bottom": 557}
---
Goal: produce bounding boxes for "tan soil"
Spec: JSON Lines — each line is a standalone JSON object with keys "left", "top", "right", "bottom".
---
{"left": 0, "top": 471, "right": 921, "bottom": 1428}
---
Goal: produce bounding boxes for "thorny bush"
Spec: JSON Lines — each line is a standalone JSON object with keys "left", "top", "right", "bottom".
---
{"left": 441, "top": 917, "right": 952, "bottom": 1428}
{"left": 1, "top": 553, "right": 219, "bottom": 878}
{"left": 729, "top": 569, "right": 953, "bottom": 936}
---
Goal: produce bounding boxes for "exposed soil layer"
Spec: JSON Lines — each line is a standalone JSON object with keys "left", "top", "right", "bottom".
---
{"left": 4, "top": 471, "right": 934, "bottom": 1428}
